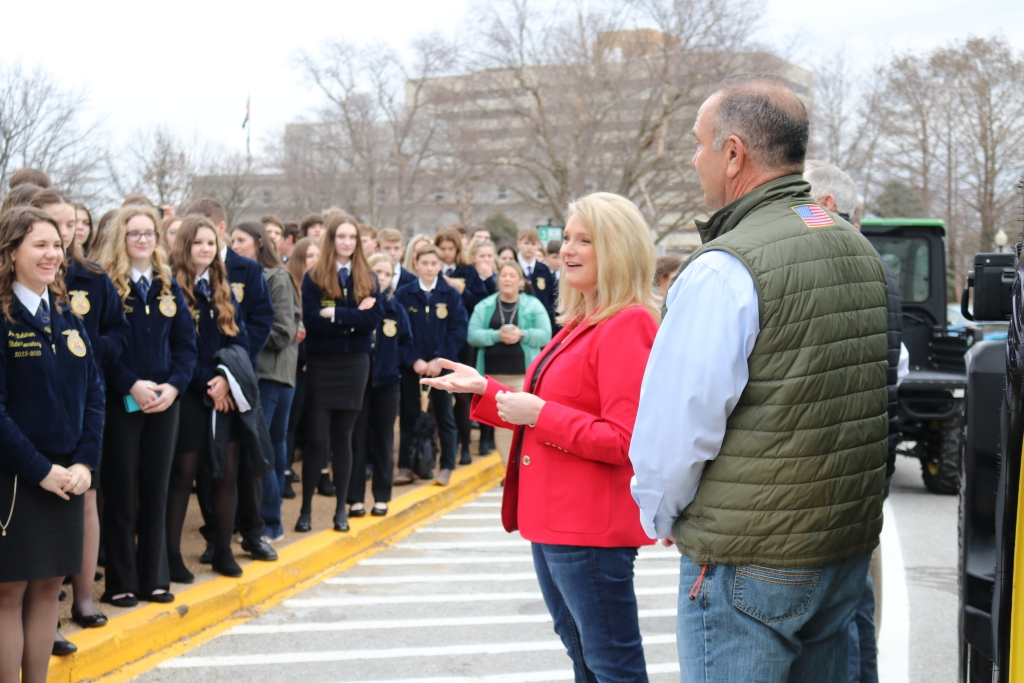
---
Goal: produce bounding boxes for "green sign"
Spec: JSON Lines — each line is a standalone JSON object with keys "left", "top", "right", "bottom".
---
{"left": 537, "top": 226, "right": 563, "bottom": 244}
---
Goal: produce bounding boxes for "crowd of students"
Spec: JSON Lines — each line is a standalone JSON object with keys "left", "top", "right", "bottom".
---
{"left": 0, "top": 167, "right": 570, "bottom": 679}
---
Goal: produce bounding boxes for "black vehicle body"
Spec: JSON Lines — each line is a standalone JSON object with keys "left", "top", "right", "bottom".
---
{"left": 861, "top": 218, "right": 974, "bottom": 494}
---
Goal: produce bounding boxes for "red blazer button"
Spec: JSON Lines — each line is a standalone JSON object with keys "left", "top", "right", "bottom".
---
{"left": 522, "top": 456, "right": 531, "bottom": 465}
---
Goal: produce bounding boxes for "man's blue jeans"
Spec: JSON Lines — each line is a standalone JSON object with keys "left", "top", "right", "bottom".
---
{"left": 532, "top": 543, "right": 649, "bottom": 683}
{"left": 848, "top": 570, "right": 878, "bottom": 683}
{"left": 258, "top": 379, "right": 295, "bottom": 539}
{"left": 677, "top": 552, "right": 871, "bottom": 683}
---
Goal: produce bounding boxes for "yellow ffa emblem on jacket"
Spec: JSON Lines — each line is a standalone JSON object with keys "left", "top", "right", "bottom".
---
{"left": 320, "top": 298, "right": 335, "bottom": 309}
{"left": 382, "top": 319, "right": 397, "bottom": 338}
{"left": 230, "top": 282, "right": 245, "bottom": 302}
{"left": 69, "top": 290, "right": 90, "bottom": 315}
{"left": 435, "top": 302, "right": 448, "bottom": 319}
{"left": 536, "top": 277, "right": 546, "bottom": 291}
{"left": 64, "top": 329, "right": 87, "bottom": 357}
{"left": 159, "top": 295, "right": 177, "bottom": 317}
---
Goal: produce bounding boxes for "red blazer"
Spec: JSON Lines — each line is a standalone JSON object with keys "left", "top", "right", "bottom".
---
{"left": 471, "top": 306, "right": 658, "bottom": 547}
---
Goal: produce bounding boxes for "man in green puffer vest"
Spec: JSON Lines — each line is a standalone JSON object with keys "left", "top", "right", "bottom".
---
{"left": 629, "top": 74, "right": 889, "bottom": 682}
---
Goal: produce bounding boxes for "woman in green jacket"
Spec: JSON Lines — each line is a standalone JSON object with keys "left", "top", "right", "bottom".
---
{"left": 467, "top": 261, "right": 551, "bottom": 463}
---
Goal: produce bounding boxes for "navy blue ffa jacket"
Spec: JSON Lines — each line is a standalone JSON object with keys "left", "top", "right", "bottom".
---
{"left": 481, "top": 273, "right": 497, "bottom": 296}
{"left": 395, "top": 277, "right": 468, "bottom": 363}
{"left": 443, "top": 263, "right": 490, "bottom": 317}
{"left": 396, "top": 265, "right": 417, "bottom": 290}
{"left": 224, "top": 249, "right": 274, "bottom": 365}
{"left": 0, "top": 295, "right": 104, "bottom": 485}
{"left": 301, "top": 270, "right": 385, "bottom": 356}
{"left": 522, "top": 260, "right": 556, "bottom": 323}
{"left": 66, "top": 260, "right": 130, "bottom": 370}
{"left": 105, "top": 278, "right": 198, "bottom": 396}
{"left": 187, "top": 284, "right": 249, "bottom": 395}
{"left": 373, "top": 295, "right": 415, "bottom": 387}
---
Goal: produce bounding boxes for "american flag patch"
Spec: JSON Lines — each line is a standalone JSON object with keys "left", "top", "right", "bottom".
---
{"left": 792, "top": 204, "right": 835, "bottom": 228}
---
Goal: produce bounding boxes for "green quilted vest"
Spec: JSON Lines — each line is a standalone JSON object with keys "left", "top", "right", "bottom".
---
{"left": 672, "top": 175, "right": 889, "bottom": 568}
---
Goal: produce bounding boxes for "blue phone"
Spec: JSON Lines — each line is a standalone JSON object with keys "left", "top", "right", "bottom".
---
{"left": 124, "top": 395, "right": 141, "bottom": 413}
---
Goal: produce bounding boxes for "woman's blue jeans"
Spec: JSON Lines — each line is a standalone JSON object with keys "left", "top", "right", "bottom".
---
{"left": 531, "top": 543, "right": 649, "bottom": 683}
{"left": 258, "top": 379, "right": 295, "bottom": 538}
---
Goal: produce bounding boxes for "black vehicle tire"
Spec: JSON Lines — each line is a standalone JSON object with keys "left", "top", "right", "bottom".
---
{"left": 922, "top": 405, "right": 964, "bottom": 495}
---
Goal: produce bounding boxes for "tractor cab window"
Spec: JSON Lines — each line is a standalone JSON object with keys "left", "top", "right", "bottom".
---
{"left": 867, "top": 237, "right": 931, "bottom": 302}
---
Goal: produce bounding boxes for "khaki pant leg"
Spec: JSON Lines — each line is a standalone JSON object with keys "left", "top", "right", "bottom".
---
{"left": 488, "top": 374, "right": 526, "bottom": 469}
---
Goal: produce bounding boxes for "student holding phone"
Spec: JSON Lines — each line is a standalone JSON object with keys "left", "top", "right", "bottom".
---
{"left": 98, "top": 205, "right": 197, "bottom": 603}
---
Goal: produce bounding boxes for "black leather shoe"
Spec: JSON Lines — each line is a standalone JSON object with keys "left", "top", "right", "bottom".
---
{"left": 282, "top": 480, "right": 296, "bottom": 499}
{"left": 371, "top": 504, "right": 388, "bottom": 517}
{"left": 459, "top": 446, "right": 472, "bottom": 465}
{"left": 142, "top": 591, "right": 175, "bottom": 604}
{"left": 295, "top": 514, "right": 312, "bottom": 533}
{"left": 71, "top": 610, "right": 108, "bottom": 628}
{"left": 211, "top": 550, "right": 243, "bottom": 578}
{"left": 100, "top": 593, "right": 138, "bottom": 608}
{"left": 241, "top": 538, "right": 278, "bottom": 561}
{"left": 317, "top": 474, "right": 336, "bottom": 496}
{"left": 333, "top": 513, "right": 350, "bottom": 532}
{"left": 53, "top": 637, "right": 77, "bottom": 656}
{"left": 168, "top": 553, "right": 195, "bottom": 584}
{"left": 349, "top": 506, "right": 367, "bottom": 518}
{"left": 199, "top": 542, "right": 214, "bottom": 565}
{"left": 286, "top": 470, "right": 300, "bottom": 483}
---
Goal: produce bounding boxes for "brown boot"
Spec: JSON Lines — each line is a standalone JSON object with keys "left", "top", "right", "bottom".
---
{"left": 394, "top": 468, "right": 416, "bottom": 486}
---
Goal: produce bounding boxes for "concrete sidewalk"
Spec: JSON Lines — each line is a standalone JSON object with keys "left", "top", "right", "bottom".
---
{"left": 48, "top": 454, "right": 504, "bottom": 683}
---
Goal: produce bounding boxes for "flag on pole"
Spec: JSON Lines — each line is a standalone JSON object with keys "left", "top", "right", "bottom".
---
{"left": 242, "top": 96, "right": 250, "bottom": 129}
{"left": 243, "top": 95, "right": 251, "bottom": 157}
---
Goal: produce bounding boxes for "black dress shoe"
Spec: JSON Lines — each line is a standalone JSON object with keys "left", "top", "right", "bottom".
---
{"left": 317, "top": 474, "right": 336, "bottom": 496}
{"left": 199, "top": 542, "right": 214, "bottom": 565}
{"left": 371, "top": 504, "right": 388, "bottom": 517}
{"left": 100, "top": 593, "right": 138, "bottom": 608}
{"left": 333, "top": 512, "right": 350, "bottom": 532}
{"left": 459, "top": 445, "right": 473, "bottom": 465}
{"left": 142, "top": 591, "right": 175, "bottom": 604}
{"left": 71, "top": 610, "right": 108, "bottom": 628}
{"left": 211, "top": 550, "right": 243, "bottom": 578}
{"left": 168, "top": 553, "right": 195, "bottom": 584}
{"left": 282, "top": 480, "right": 296, "bottom": 499}
{"left": 349, "top": 506, "right": 367, "bottom": 518}
{"left": 53, "top": 637, "right": 78, "bottom": 656}
{"left": 286, "top": 470, "right": 300, "bottom": 483}
{"left": 295, "top": 513, "right": 312, "bottom": 533}
{"left": 241, "top": 538, "right": 278, "bottom": 561}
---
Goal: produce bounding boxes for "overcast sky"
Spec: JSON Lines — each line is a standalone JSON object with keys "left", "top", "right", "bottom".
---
{"left": 1, "top": 0, "right": 1019, "bottom": 158}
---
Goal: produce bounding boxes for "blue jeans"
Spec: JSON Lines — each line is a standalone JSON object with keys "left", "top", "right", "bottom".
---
{"left": 531, "top": 543, "right": 648, "bottom": 683}
{"left": 258, "top": 379, "right": 295, "bottom": 538}
{"left": 848, "top": 570, "right": 878, "bottom": 683}
{"left": 677, "top": 552, "right": 871, "bottom": 683}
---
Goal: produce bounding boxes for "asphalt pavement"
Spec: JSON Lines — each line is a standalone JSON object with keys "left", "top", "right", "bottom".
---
{"left": 133, "top": 457, "right": 960, "bottom": 683}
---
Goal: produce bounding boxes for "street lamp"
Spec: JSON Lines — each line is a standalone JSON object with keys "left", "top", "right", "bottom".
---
{"left": 995, "top": 228, "right": 1008, "bottom": 253}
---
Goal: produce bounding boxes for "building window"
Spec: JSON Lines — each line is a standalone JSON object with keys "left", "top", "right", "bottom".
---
{"left": 434, "top": 191, "right": 444, "bottom": 203}
{"left": 261, "top": 190, "right": 272, "bottom": 205}
{"left": 497, "top": 185, "right": 508, "bottom": 202}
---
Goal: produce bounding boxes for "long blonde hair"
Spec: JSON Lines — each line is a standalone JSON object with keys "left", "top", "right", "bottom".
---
{"left": 98, "top": 205, "right": 173, "bottom": 302}
{"left": 557, "top": 193, "right": 660, "bottom": 327}
{"left": 403, "top": 233, "right": 432, "bottom": 272}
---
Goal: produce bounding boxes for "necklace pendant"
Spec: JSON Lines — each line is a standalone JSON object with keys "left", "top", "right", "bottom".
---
{"left": 2, "top": 529, "right": 5, "bottom": 536}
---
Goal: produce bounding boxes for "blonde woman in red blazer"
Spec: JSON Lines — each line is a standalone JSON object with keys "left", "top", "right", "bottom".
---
{"left": 424, "top": 192, "right": 659, "bottom": 683}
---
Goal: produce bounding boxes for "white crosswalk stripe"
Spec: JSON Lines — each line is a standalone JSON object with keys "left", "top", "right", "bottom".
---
{"left": 140, "top": 487, "right": 683, "bottom": 683}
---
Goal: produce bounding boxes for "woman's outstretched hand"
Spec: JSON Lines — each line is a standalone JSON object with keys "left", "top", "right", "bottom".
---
{"left": 419, "top": 359, "right": 487, "bottom": 395}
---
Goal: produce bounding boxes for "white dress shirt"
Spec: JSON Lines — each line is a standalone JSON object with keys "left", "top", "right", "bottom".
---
{"left": 518, "top": 255, "right": 536, "bottom": 277}
{"left": 196, "top": 269, "right": 210, "bottom": 286}
{"left": 13, "top": 282, "right": 46, "bottom": 316}
{"left": 131, "top": 267, "right": 153, "bottom": 284}
{"left": 330, "top": 261, "right": 353, "bottom": 323}
{"left": 629, "top": 250, "right": 760, "bottom": 540}
{"left": 419, "top": 276, "right": 438, "bottom": 294}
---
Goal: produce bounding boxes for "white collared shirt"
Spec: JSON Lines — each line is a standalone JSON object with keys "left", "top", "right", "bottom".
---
{"left": 131, "top": 267, "right": 153, "bottom": 284}
{"left": 219, "top": 246, "right": 228, "bottom": 262}
{"left": 196, "top": 269, "right": 210, "bottom": 285}
{"left": 13, "top": 282, "right": 46, "bottom": 316}
{"left": 518, "top": 255, "right": 536, "bottom": 276}
{"left": 443, "top": 263, "right": 457, "bottom": 277}
{"left": 418, "top": 277, "right": 438, "bottom": 293}
{"left": 336, "top": 260, "right": 351, "bottom": 278}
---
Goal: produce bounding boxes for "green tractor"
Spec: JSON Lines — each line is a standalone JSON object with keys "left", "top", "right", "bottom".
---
{"left": 860, "top": 218, "right": 978, "bottom": 494}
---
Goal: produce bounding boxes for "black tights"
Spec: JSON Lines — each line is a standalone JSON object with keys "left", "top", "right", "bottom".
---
{"left": 302, "top": 409, "right": 359, "bottom": 521}
{"left": 166, "top": 442, "right": 239, "bottom": 560}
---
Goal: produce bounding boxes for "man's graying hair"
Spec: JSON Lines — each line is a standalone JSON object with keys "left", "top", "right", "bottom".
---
{"left": 710, "top": 73, "right": 808, "bottom": 173}
{"left": 803, "top": 160, "right": 859, "bottom": 216}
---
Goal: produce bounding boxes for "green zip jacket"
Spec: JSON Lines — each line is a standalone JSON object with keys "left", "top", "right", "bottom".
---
{"left": 672, "top": 174, "right": 890, "bottom": 568}
{"left": 467, "top": 292, "right": 552, "bottom": 376}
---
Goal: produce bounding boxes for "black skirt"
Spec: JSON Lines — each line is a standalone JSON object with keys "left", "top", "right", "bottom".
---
{"left": 306, "top": 353, "right": 370, "bottom": 411}
{"left": 0, "top": 453, "right": 84, "bottom": 582}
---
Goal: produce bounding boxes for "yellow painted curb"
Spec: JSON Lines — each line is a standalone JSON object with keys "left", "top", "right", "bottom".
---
{"left": 48, "top": 454, "right": 504, "bottom": 683}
